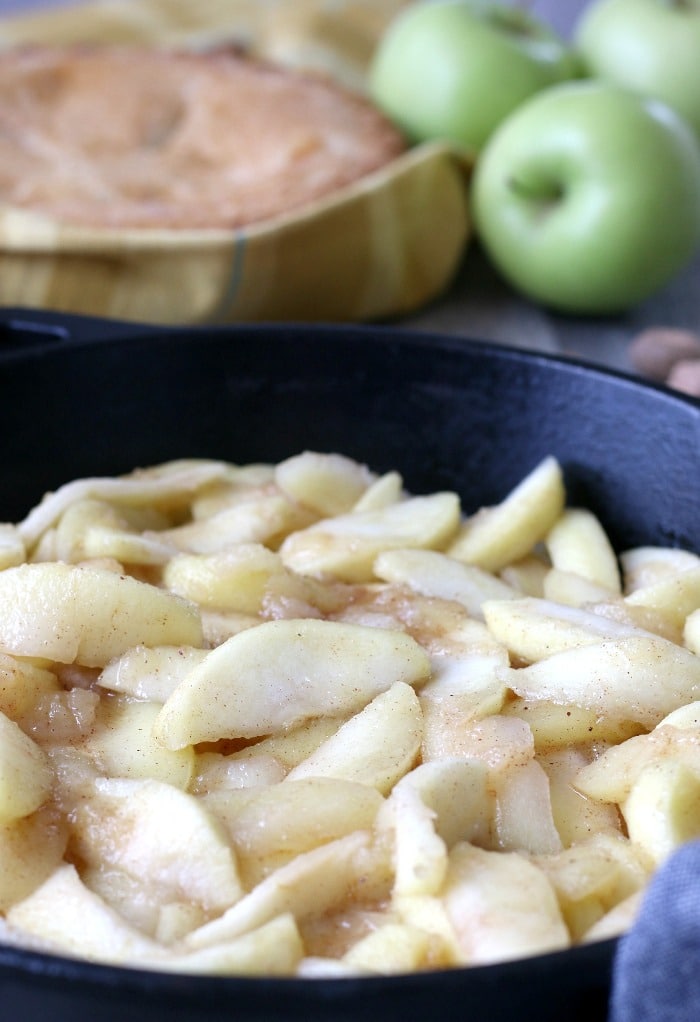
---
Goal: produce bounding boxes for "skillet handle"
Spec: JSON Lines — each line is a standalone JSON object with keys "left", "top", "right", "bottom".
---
{"left": 0, "top": 307, "right": 163, "bottom": 355}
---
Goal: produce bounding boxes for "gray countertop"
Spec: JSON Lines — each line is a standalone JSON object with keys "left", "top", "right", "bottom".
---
{"left": 2, "top": 0, "right": 699, "bottom": 376}
{"left": 403, "top": 234, "right": 700, "bottom": 376}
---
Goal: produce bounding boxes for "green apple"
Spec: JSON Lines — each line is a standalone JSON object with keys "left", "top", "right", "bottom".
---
{"left": 576, "top": 0, "right": 700, "bottom": 139}
{"left": 471, "top": 80, "right": 700, "bottom": 314}
{"left": 368, "top": 0, "right": 577, "bottom": 157}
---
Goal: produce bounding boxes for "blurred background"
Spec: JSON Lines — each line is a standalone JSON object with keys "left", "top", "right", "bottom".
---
{"left": 0, "top": 0, "right": 698, "bottom": 377}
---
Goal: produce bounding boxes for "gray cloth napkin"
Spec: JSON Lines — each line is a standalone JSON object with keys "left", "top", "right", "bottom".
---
{"left": 610, "top": 840, "right": 700, "bottom": 1022}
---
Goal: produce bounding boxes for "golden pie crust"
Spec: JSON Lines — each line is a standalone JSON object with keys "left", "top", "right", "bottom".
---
{"left": 0, "top": 45, "right": 406, "bottom": 230}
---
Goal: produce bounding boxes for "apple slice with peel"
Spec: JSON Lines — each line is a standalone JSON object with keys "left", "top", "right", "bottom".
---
{"left": 0, "top": 562, "right": 202, "bottom": 667}
{"left": 154, "top": 618, "right": 431, "bottom": 748}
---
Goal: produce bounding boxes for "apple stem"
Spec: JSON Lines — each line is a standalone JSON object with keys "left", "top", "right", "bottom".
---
{"left": 507, "top": 173, "right": 565, "bottom": 214}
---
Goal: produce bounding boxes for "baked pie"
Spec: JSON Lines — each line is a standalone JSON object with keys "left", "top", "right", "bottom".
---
{"left": 0, "top": 45, "right": 406, "bottom": 230}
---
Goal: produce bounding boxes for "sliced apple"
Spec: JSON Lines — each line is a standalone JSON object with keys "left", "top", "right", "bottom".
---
{"left": 353, "top": 471, "right": 404, "bottom": 512}
{"left": 274, "top": 451, "right": 376, "bottom": 516}
{"left": 0, "top": 562, "right": 202, "bottom": 667}
{"left": 545, "top": 507, "right": 621, "bottom": 593}
{"left": 391, "top": 759, "right": 490, "bottom": 848}
{"left": 625, "top": 565, "right": 700, "bottom": 630}
{"left": 154, "top": 618, "right": 431, "bottom": 748}
{"left": 379, "top": 778, "right": 448, "bottom": 898}
{"left": 70, "top": 777, "right": 242, "bottom": 913}
{"left": 621, "top": 545, "right": 700, "bottom": 593}
{"left": 542, "top": 568, "right": 620, "bottom": 608}
{"left": 7, "top": 863, "right": 162, "bottom": 964}
{"left": 0, "top": 652, "right": 59, "bottom": 722}
{"left": 0, "top": 805, "right": 68, "bottom": 911}
{"left": 185, "top": 831, "right": 372, "bottom": 950}
{"left": 623, "top": 759, "right": 700, "bottom": 865}
{"left": 482, "top": 596, "right": 647, "bottom": 663}
{"left": 209, "top": 777, "right": 383, "bottom": 887}
{"left": 342, "top": 921, "right": 442, "bottom": 974}
{"left": 163, "top": 544, "right": 284, "bottom": 614}
{"left": 157, "top": 493, "right": 316, "bottom": 554}
{"left": 534, "top": 833, "right": 651, "bottom": 941}
{"left": 448, "top": 457, "right": 565, "bottom": 573}
{"left": 0, "top": 711, "right": 53, "bottom": 822}
{"left": 0, "top": 523, "right": 25, "bottom": 569}
{"left": 375, "top": 548, "right": 517, "bottom": 619}
{"left": 508, "top": 634, "right": 700, "bottom": 728}
{"left": 685, "top": 609, "right": 700, "bottom": 656}
{"left": 97, "top": 644, "right": 208, "bottom": 702}
{"left": 158, "top": 913, "right": 303, "bottom": 976}
{"left": 279, "top": 492, "right": 461, "bottom": 582}
{"left": 85, "top": 698, "right": 195, "bottom": 789}
{"left": 285, "top": 681, "right": 423, "bottom": 794}
{"left": 54, "top": 498, "right": 172, "bottom": 565}
{"left": 493, "top": 759, "right": 563, "bottom": 855}
{"left": 18, "top": 460, "right": 233, "bottom": 551}
{"left": 443, "top": 844, "right": 569, "bottom": 965}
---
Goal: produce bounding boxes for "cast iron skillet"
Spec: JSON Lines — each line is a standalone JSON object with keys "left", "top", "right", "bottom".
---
{"left": 0, "top": 307, "right": 698, "bottom": 1022}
